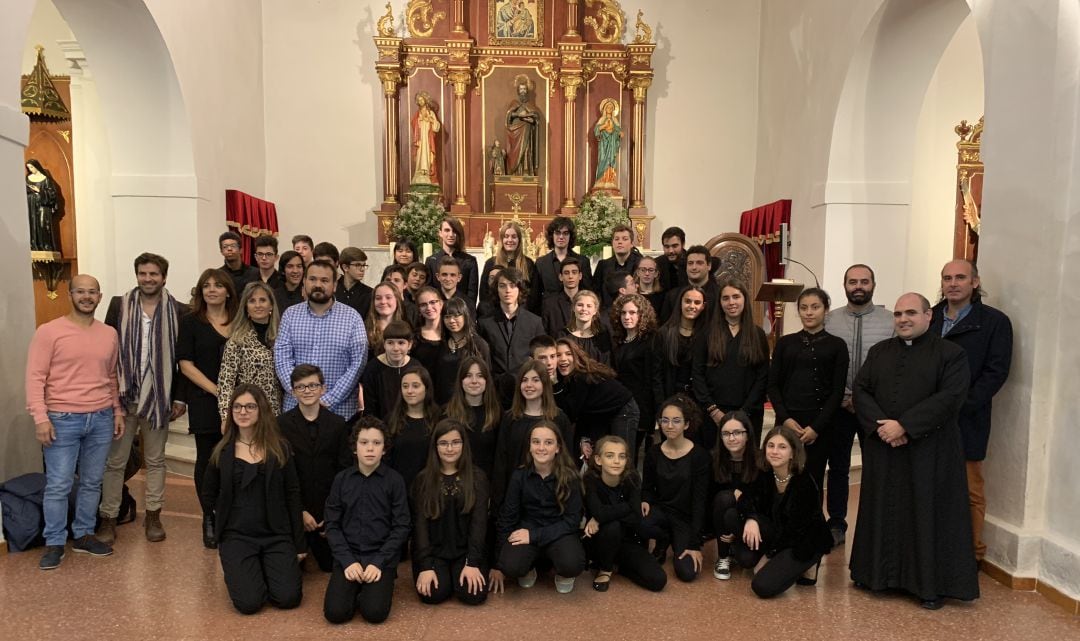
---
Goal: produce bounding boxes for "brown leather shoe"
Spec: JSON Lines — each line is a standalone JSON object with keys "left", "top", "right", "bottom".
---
{"left": 97, "top": 515, "right": 117, "bottom": 546}
{"left": 144, "top": 509, "right": 166, "bottom": 542}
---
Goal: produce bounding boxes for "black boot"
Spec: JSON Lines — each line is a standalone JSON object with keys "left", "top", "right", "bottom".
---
{"left": 202, "top": 513, "right": 217, "bottom": 549}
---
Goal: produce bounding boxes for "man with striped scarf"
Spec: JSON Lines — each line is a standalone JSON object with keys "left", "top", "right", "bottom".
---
{"left": 97, "top": 253, "right": 187, "bottom": 544}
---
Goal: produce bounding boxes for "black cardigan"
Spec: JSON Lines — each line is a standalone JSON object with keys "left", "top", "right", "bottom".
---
{"left": 200, "top": 442, "right": 306, "bottom": 552}
{"left": 767, "top": 330, "right": 849, "bottom": 436}
{"left": 740, "top": 472, "right": 832, "bottom": 561}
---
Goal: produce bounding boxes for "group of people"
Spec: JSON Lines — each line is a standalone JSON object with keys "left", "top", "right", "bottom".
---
{"left": 24, "top": 216, "right": 1013, "bottom": 623}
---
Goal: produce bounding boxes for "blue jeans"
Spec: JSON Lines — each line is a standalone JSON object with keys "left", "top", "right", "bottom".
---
{"left": 43, "top": 408, "right": 115, "bottom": 546}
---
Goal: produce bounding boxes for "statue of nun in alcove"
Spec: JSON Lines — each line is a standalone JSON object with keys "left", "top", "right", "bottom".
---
{"left": 26, "top": 159, "right": 61, "bottom": 252}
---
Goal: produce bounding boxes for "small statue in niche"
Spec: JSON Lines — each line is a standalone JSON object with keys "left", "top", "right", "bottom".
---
{"left": 482, "top": 226, "right": 495, "bottom": 260}
{"left": 489, "top": 140, "right": 507, "bottom": 176}
{"left": 592, "top": 98, "right": 623, "bottom": 192}
{"left": 26, "top": 159, "right": 60, "bottom": 252}
{"left": 505, "top": 75, "right": 541, "bottom": 177}
{"left": 411, "top": 92, "right": 441, "bottom": 186}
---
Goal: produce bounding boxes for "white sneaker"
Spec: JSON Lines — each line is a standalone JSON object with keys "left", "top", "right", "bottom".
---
{"left": 517, "top": 568, "right": 537, "bottom": 589}
{"left": 554, "top": 574, "right": 577, "bottom": 594}
{"left": 713, "top": 556, "right": 732, "bottom": 580}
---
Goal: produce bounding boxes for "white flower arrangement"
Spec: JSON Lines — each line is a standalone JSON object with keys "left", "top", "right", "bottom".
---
{"left": 575, "top": 193, "right": 630, "bottom": 257}
{"left": 390, "top": 194, "right": 445, "bottom": 245}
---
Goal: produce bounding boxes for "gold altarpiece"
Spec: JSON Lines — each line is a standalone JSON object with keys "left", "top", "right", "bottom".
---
{"left": 373, "top": 0, "right": 657, "bottom": 248}
{"left": 954, "top": 116, "right": 983, "bottom": 262}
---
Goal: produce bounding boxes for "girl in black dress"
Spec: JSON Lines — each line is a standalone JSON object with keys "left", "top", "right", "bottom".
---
{"left": 558, "top": 290, "right": 612, "bottom": 365}
{"left": 365, "top": 282, "right": 409, "bottom": 359}
{"left": 742, "top": 425, "right": 834, "bottom": 598}
{"left": 634, "top": 256, "right": 666, "bottom": 315}
{"left": 201, "top": 384, "right": 304, "bottom": 614}
{"left": 434, "top": 297, "right": 491, "bottom": 404}
{"left": 653, "top": 285, "right": 706, "bottom": 405}
{"left": 554, "top": 338, "right": 638, "bottom": 463}
{"left": 637, "top": 394, "right": 711, "bottom": 583}
{"left": 411, "top": 419, "right": 490, "bottom": 606}
{"left": 412, "top": 286, "right": 445, "bottom": 376}
{"left": 443, "top": 356, "right": 502, "bottom": 479}
{"left": 710, "top": 410, "right": 762, "bottom": 581}
{"left": 178, "top": 267, "right": 238, "bottom": 548}
{"left": 767, "top": 287, "right": 848, "bottom": 496}
{"left": 583, "top": 435, "right": 667, "bottom": 593}
{"left": 494, "top": 422, "right": 586, "bottom": 594}
{"left": 693, "top": 278, "right": 770, "bottom": 447}
{"left": 386, "top": 365, "right": 440, "bottom": 493}
{"left": 610, "top": 293, "right": 661, "bottom": 458}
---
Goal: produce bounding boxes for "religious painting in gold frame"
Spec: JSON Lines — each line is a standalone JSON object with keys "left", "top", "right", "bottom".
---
{"left": 489, "top": 0, "right": 544, "bottom": 47}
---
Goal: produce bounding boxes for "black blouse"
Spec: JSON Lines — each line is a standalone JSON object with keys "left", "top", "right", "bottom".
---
{"left": 464, "top": 404, "right": 499, "bottom": 479}
{"left": 584, "top": 473, "right": 642, "bottom": 530}
{"left": 175, "top": 314, "right": 228, "bottom": 433}
{"left": 387, "top": 415, "right": 432, "bottom": 493}
{"left": 411, "top": 470, "right": 490, "bottom": 569}
{"left": 767, "top": 330, "right": 849, "bottom": 434}
{"left": 324, "top": 464, "right": 411, "bottom": 571}
{"left": 641, "top": 443, "right": 711, "bottom": 549}
{"left": 497, "top": 468, "right": 583, "bottom": 549}
{"left": 491, "top": 411, "right": 574, "bottom": 507}
{"left": 612, "top": 333, "right": 661, "bottom": 433}
{"left": 224, "top": 459, "right": 271, "bottom": 537}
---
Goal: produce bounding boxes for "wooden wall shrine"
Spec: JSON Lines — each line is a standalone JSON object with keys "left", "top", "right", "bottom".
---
{"left": 374, "top": 0, "right": 657, "bottom": 248}
{"left": 954, "top": 116, "right": 982, "bottom": 263}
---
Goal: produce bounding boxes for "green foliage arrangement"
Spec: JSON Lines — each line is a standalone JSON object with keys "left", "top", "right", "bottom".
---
{"left": 390, "top": 193, "right": 444, "bottom": 245}
{"left": 575, "top": 193, "right": 630, "bottom": 257}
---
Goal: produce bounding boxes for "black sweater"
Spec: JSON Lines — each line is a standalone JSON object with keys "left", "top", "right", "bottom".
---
{"left": 491, "top": 411, "right": 574, "bottom": 507}
{"left": 691, "top": 328, "right": 769, "bottom": 418}
{"left": 767, "top": 330, "right": 849, "bottom": 435}
{"left": 411, "top": 470, "right": 490, "bottom": 569}
{"left": 741, "top": 472, "right": 833, "bottom": 561}
{"left": 584, "top": 473, "right": 642, "bottom": 530}
{"left": 612, "top": 333, "right": 662, "bottom": 433}
{"left": 641, "top": 443, "right": 711, "bottom": 549}
{"left": 277, "top": 406, "right": 352, "bottom": 520}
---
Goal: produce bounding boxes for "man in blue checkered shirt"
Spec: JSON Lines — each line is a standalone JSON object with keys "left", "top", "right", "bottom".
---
{"left": 275, "top": 260, "right": 368, "bottom": 418}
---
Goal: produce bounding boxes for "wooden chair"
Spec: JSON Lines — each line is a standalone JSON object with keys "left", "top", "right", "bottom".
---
{"left": 704, "top": 232, "right": 767, "bottom": 330}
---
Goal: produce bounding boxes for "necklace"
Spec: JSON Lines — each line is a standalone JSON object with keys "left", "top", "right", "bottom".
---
{"left": 774, "top": 472, "right": 792, "bottom": 484}
{"left": 238, "top": 439, "right": 254, "bottom": 447}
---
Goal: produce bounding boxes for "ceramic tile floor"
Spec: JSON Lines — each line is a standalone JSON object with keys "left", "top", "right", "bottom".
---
{"left": 1, "top": 473, "right": 1077, "bottom": 641}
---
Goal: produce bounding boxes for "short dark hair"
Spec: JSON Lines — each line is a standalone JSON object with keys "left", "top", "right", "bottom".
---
{"left": 685, "top": 245, "right": 710, "bottom": 262}
{"left": 312, "top": 241, "right": 339, "bottom": 263}
{"left": 218, "top": 231, "right": 242, "bottom": 248}
{"left": 349, "top": 415, "right": 389, "bottom": 451}
{"left": 133, "top": 252, "right": 169, "bottom": 277}
{"left": 843, "top": 263, "right": 876, "bottom": 284}
{"left": 407, "top": 262, "right": 429, "bottom": 278}
{"left": 436, "top": 255, "right": 460, "bottom": 272}
{"left": 661, "top": 227, "right": 686, "bottom": 244}
{"left": 546, "top": 216, "right": 576, "bottom": 248}
{"left": 605, "top": 270, "right": 633, "bottom": 297}
{"left": 495, "top": 266, "right": 529, "bottom": 303}
{"left": 339, "top": 246, "right": 367, "bottom": 265}
{"left": 382, "top": 264, "right": 409, "bottom": 281}
{"left": 292, "top": 235, "right": 314, "bottom": 249}
{"left": 290, "top": 363, "right": 324, "bottom": 386}
{"left": 529, "top": 335, "right": 557, "bottom": 353}
{"left": 383, "top": 320, "right": 414, "bottom": 342}
{"left": 797, "top": 287, "right": 831, "bottom": 309}
{"left": 254, "top": 235, "right": 278, "bottom": 252}
{"left": 559, "top": 256, "right": 582, "bottom": 273}
{"left": 611, "top": 224, "right": 633, "bottom": 242}
{"left": 278, "top": 250, "right": 301, "bottom": 274}
{"left": 303, "top": 259, "right": 336, "bottom": 279}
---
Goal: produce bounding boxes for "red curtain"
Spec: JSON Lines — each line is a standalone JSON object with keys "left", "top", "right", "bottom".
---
{"left": 225, "top": 190, "right": 279, "bottom": 266}
{"left": 739, "top": 199, "right": 792, "bottom": 324}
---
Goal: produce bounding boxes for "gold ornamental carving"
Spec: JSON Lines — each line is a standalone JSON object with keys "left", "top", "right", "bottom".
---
{"left": 57, "top": 129, "right": 71, "bottom": 142}
{"left": 955, "top": 116, "right": 983, "bottom": 165}
{"left": 472, "top": 57, "right": 505, "bottom": 94}
{"left": 527, "top": 59, "right": 560, "bottom": 96}
{"left": 377, "top": 2, "right": 397, "bottom": 37}
{"left": 403, "top": 56, "right": 448, "bottom": 76}
{"left": 631, "top": 54, "right": 650, "bottom": 65}
{"left": 377, "top": 69, "right": 402, "bottom": 95}
{"left": 634, "top": 221, "right": 646, "bottom": 247}
{"left": 446, "top": 70, "right": 471, "bottom": 96}
{"left": 378, "top": 47, "right": 401, "bottom": 61}
{"left": 506, "top": 192, "right": 526, "bottom": 213}
{"left": 584, "top": 0, "right": 625, "bottom": 44}
{"left": 406, "top": 0, "right": 446, "bottom": 38}
{"left": 583, "top": 60, "right": 627, "bottom": 82}
{"left": 632, "top": 10, "right": 653, "bottom": 43}
{"left": 628, "top": 75, "right": 652, "bottom": 101}
{"left": 560, "top": 73, "right": 584, "bottom": 101}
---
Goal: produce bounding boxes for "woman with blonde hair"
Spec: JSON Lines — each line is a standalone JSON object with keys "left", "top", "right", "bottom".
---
{"left": 479, "top": 220, "right": 541, "bottom": 312}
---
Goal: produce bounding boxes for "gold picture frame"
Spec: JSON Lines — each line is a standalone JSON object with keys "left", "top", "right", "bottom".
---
{"left": 489, "top": 0, "right": 544, "bottom": 47}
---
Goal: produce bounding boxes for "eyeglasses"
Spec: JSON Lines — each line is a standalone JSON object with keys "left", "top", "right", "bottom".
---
{"left": 637, "top": 267, "right": 657, "bottom": 274}
{"left": 553, "top": 229, "right": 571, "bottom": 236}
{"left": 437, "top": 440, "right": 464, "bottom": 449}
{"left": 721, "top": 430, "right": 748, "bottom": 439}
{"left": 254, "top": 251, "right": 277, "bottom": 259}
{"left": 293, "top": 383, "right": 324, "bottom": 392}
{"left": 658, "top": 417, "right": 684, "bottom": 426}
{"left": 232, "top": 403, "right": 258, "bottom": 413}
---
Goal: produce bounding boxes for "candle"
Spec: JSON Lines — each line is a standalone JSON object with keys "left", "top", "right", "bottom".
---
{"left": 422, "top": 242, "right": 433, "bottom": 261}
{"left": 602, "top": 246, "right": 613, "bottom": 260}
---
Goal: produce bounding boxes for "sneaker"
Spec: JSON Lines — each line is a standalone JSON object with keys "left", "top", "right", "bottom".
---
{"left": 39, "top": 546, "right": 65, "bottom": 570}
{"left": 72, "top": 535, "right": 114, "bottom": 557}
{"left": 554, "top": 575, "right": 576, "bottom": 594}
{"left": 713, "top": 556, "right": 732, "bottom": 580}
{"left": 517, "top": 568, "right": 537, "bottom": 589}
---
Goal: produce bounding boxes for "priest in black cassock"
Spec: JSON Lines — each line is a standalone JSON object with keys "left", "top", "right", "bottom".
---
{"left": 851, "top": 292, "right": 977, "bottom": 610}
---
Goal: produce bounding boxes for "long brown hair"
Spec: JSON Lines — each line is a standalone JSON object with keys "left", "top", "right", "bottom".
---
{"left": 388, "top": 365, "right": 440, "bottom": 438}
{"left": 413, "top": 419, "right": 480, "bottom": 519}
{"left": 440, "top": 216, "right": 466, "bottom": 254}
{"left": 555, "top": 337, "right": 616, "bottom": 384}
{"left": 706, "top": 279, "right": 768, "bottom": 367}
{"left": 191, "top": 268, "right": 239, "bottom": 323}
{"left": 444, "top": 356, "right": 501, "bottom": 432}
{"left": 583, "top": 435, "right": 640, "bottom": 488}
{"left": 656, "top": 285, "right": 707, "bottom": 365}
{"left": 212, "top": 384, "right": 287, "bottom": 466}
{"left": 712, "top": 410, "right": 760, "bottom": 485}
{"left": 494, "top": 220, "right": 530, "bottom": 278}
{"left": 523, "top": 421, "right": 580, "bottom": 513}
{"left": 761, "top": 425, "right": 806, "bottom": 475}
{"left": 366, "top": 281, "right": 407, "bottom": 354}
{"left": 510, "top": 359, "right": 558, "bottom": 420}
{"left": 609, "top": 293, "right": 658, "bottom": 343}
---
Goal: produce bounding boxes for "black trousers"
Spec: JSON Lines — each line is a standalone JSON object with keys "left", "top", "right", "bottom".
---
{"left": 218, "top": 534, "right": 302, "bottom": 615}
{"left": 786, "top": 410, "right": 830, "bottom": 501}
{"left": 751, "top": 548, "right": 822, "bottom": 598}
{"left": 411, "top": 556, "right": 489, "bottom": 605}
{"left": 636, "top": 505, "right": 700, "bottom": 582}
{"left": 712, "top": 490, "right": 745, "bottom": 559}
{"left": 194, "top": 432, "right": 222, "bottom": 515}
{"left": 306, "top": 531, "right": 333, "bottom": 572}
{"left": 825, "top": 408, "right": 860, "bottom": 530}
{"left": 323, "top": 563, "right": 397, "bottom": 624}
{"left": 587, "top": 522, "right": 667, "bottom": 592}
{"left": 497, "top": 534, "right": 586, "bottom": 579}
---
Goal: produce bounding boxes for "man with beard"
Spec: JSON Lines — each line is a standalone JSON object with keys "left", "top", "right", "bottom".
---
{"left": 274, "top": 260, "right": 368, "bottom": 418}
{"left": 659, "top": 245, "right": 717, "bottom": 324}
{"left": 659, "top": 226, "right": 687, "bottom": 291}
{"left": 823, "top": 264, "right": 893, "bottom": 545}
{"left": 851, "top": 293, "right": 976, "bottom": 610}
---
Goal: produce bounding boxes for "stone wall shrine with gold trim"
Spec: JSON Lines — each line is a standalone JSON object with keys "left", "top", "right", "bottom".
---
{"left": 374, "top": 0, "right": 656, "bottom": 248}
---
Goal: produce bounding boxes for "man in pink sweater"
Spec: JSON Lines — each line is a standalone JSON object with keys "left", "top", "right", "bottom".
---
{"left": 25, "top": 274, "right": 125, "bottom": 570}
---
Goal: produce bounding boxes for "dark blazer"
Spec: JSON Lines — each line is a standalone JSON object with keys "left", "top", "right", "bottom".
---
{"left": 536, "top": 250, "right": 594, "bottom": 295}
{"left": 426, "top": 249, "right": 479, "bottom": 307}
{"left": 477, "top": 308, "right": 546, "bottom": 379}
{"left": 593, "top": 248, "right": 642, "bottom": 308}
{"left": 929, "top": 298, "right": 1013, "bottom": 460}
{"left": 200, "top": 441, "right": 307, "bottom": 552}
{"left": 479, "top": 256, "right": 542, "bottom": 314}
{"left": 277, "top": 407, "right": 352, "bottom": 520}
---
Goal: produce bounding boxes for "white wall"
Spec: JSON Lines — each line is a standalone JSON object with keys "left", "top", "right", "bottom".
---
{"left": 906, "top": 16, "right": 983, "bottom": 297}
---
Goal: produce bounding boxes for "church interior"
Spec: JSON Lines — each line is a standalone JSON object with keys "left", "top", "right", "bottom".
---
{"left": 1, "top": 0, "right": 1079, "bottom": 637}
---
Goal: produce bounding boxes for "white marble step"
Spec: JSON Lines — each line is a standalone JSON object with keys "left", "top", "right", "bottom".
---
{"left": 165, "top": 416, "right": 195, "bottom": 477}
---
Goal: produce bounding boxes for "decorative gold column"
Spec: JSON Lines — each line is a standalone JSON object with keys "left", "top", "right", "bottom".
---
{"left": 560, "top": 73, "right": 583, "bottom": 210}
{"left": 451, "top": 0, "right": 466, "bottom": 34}
{"left": 377, "top": 69, "right": 403, "bottom": 208}
{"left": 627, "top": 75, "right": 651, "bottom": 210}
{"left": 565, "top": 0, "right": 581, "bottom": 39}
{"left": 447, "top": 69, "right": 471, "bottom": 210}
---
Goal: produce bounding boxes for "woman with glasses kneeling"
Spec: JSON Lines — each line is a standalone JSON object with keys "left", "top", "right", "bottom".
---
{"left": 411, "top": 419, "right": 490, "bottom": 605}
{"left": 201, "top": 385, "right": 305, "bottom": 614}
{"left": 742, "top": 425, "right": 834, "bottom": 598}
